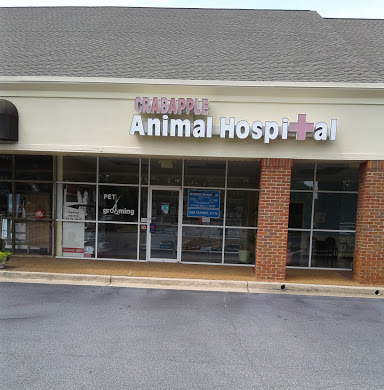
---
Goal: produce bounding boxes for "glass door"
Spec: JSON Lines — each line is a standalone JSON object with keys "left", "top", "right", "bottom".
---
{"left": 148, "top": 187, "right": 181, "bottom": 262}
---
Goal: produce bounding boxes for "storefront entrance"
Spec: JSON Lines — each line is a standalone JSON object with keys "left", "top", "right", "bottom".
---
{"left": 147, "top": 187, "right": 182, "bottom": 262}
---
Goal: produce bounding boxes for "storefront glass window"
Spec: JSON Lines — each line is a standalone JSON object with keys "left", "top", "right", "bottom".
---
{"left": 141, "top": 159, "right": 149, "bottom": 185}
{"left": 59, "top": 222, "right": 95, "bottom": 258}
{"left": 224, "top": 228, "right": 256, "bottom": 264}
{"left": 98, "top": 223, "right": 137, "bottom": 259}
{"left": 140, "top": 188, "right": 148, "bottom": 220}
{"left": 15, "top": 155, "right": 53, "bottom": 181}
{"left": 0, "top": 219, "right": 12, "bottom": 250}
{"left": 313, "top": 193, "right": 358, "bottom": 230}
{"left": 287, "top": 231, "right": 310, "bottom": 267}
{"left": 0, "top": 182, "right": 12, "bottom": 217}
{"left": 290, "top": 163, "right": 314, "bottom": 190}
{"left": 0, "top": 154, "right": 12, "bottom": 180}
{"left": 316, "top": 163, "right": 359, "bottom": 191}
{"left": 311, "top": 232, "right": 355, "bottom": 269}
{"left": 15, "top": 183, "right": 53, "bottom": 219}
{"left": 139, "top": 229, "right": 147, "bottom": 260}
{"left": 150, "top": 159, "right": 182, "bottom": 185}
{"left": 99, "top": 157, "right": 139, "bottom": 184}
{"left": 184, "top": 160, "right": 225, "bottom": 187}
{"left": 98, "top": 185, "right": 138, "bottom": 223}
{"left": 288, "top": 162, "right": 358, "bottom": 269}
{"left": 227, "top": 161, "right": 260, "bottom": 189}
{"left": 56, "top": 157, "right": 260, "bottom": 264}
{"left": 288, "top": 192, "right": 312, "bottom": 229}
{"left": 226, "top": 191, "right": 258, "bottom": 227}
{"left": 181, "top": 226, "right": 223, "bottom": 263}
{"left": 14, "top": 221, "right": 52, "bottom": 255}
{"left": 1, "top": 155, "right": 54, "bottom": 255}
{"left": 63, "top": 156, "right": 97, "bottom": 182}
{"left": 58, "top": 184, "right": 96, "bottom": 221}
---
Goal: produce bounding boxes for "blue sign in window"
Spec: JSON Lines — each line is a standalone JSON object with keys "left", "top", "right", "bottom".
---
{"left": 187, "top": 190, "right": 220, "bottom": 218}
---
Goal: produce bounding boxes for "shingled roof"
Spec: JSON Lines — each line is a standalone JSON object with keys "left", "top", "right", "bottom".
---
{"left": 0, "top": 7, "right": 383, "bottom": 83}
{"left": 326, "top": 18, "right": 384, "bottom": 81}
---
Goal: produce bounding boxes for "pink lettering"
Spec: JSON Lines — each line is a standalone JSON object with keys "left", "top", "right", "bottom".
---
{"left": 186, "top": 98, "right": 194, "bottom": 115}
{"left": 142, "top": 97, "right": 150, "bottom": 114}
{"left": 201, "top": 98, "right": 209, "bottom": 115}
{"left": 134, "top": 97, "right": 142, "bottom": 113}
{"left": 177, "top": 98, "right": 186, "bottom": 114}
{"left": 168, "top": 98, "right": 177, "bottom": 114}
{"left": 151, "top": 97, "right": 160, "bottom": 114}
{"left": 160, "top": 97, "right": 168, "bottom": 114}
{"left": 194, "top": 98, "right": 201, "bottom": 115}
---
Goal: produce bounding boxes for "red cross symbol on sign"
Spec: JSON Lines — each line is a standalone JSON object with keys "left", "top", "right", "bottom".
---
{"left": 289, "top": 114, "right": 314, "bottom": 140}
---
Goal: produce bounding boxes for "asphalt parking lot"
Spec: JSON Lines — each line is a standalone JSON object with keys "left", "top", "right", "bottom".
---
{"left": 1, "top": 282, "right": 383, "bottom": 389}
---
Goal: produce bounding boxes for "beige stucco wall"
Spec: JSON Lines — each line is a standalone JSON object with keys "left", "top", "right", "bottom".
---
{"left": 1, "top": 79, "right": 384, "bottom": 161}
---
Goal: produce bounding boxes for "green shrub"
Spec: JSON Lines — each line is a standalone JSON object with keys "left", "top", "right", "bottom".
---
{"left": 0, "top": 250, "right": 12, "bottom": 262}
{"left": 3, "top": 250, "right": 12, "bottom": 258}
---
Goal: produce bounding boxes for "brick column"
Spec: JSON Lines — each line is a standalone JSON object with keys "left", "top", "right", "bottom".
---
{"left": 353, "top": 161, "right": 384, "bottom": 286}
{"left": 255, "top": 158, "right": 293, "bottom": 282}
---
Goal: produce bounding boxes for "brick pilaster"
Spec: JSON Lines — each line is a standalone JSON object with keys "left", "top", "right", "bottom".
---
{"left": 255, "top": 158, "right": 292, "bottom": 282}
{"left": 353, "top": 161, "right": 384, "bottom": 286}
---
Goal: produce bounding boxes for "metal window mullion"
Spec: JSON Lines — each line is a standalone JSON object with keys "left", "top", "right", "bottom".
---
{"left": 56, "top": 181, "right": 96, "bottom": 185}
{"left": 11, "top": 155, "right": 15, "bottom": 253}
{"left": 148, "top": 158, "right": 151, "bottom": 186}
{"left": 52, "top": 156, "right": 57, "bottom": 256}
{"left": 182, "top": 223, "right": 224, "bottom": 229}
{"left": 98, "top": 221, "right": 139, "bottom": 225}
{"left": 312, "top": 229, "right": 356, "bottom": 233}
{"left": 179, "top": 159, "right": 185, "bottom": 263}
{"left": 136, "top": 158, "right": 142, "bottom": 261}
{"left": 146, "top": 186, "right": 152, "bottom": 261}
{"left": 98, "top": 182, "right": 140, "bottom": 188}
{"left": 180, "top": 261, "right": 254, "bottom": 267}
{"left": 177, "top": 187, "right": 183, "bottom": 262}
{"left": 224, "top": 225, "right": 258, "bottom": 230}
{"left": 146, "top": 158, "right": 151, "bottom": 261}
{"left": 95, "top": 157, "right": 99, "bottom": 259}
{"left": 308, "top": 163, "right": 317, "bottom": 268}
{"left": 13, "top": 179, "right": 54, "bottom": 184}
{"left": 57, "top": 219, "right": 97, "bottom": 223}
{"left": 183, "top": 185, "right": 226, "bottom": 190}
{"left": 316, "top": 190, "right": 358, "bottom": 194}
{"left": 221, "top": 161, "right": 228, "bottom": 264}
{"left": 226, "top": 187, "right": 260, "bottom": 192}
{"left": 14, "top": 217, "right": 55, "bottom": 222}
{"left": 288, "top": 266, "right": 352, "bottom": 271}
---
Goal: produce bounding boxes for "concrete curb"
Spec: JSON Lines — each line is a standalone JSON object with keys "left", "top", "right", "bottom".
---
{"left": 0, "top": 271, "right": 111, "bottom": 285}
{"left": 110, "top": 275, "right": 248, "bottom": 292}
{"left": 248, "top": 281, "right": 383, "bottom": 298}
{"left": 0, "top": 270, "right": 382, "bottom": 298}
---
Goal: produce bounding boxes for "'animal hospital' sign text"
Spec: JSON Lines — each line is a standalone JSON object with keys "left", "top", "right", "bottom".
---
{"left": 130, "top": 97, "right": 337, "bottom": 143}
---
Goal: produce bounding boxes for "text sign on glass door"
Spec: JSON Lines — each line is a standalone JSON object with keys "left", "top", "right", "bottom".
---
{"left": 187, "top": 190, "right": 220, "bottom": 218}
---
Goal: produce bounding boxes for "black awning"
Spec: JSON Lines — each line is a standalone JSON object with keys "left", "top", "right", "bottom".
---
{"left": 0, "top": 99, "right": 18, "bottom": 142}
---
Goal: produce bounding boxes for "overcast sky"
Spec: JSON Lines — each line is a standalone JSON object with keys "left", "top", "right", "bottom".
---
{"left": 0, "top": 0, "right": 383, "bottom": 19}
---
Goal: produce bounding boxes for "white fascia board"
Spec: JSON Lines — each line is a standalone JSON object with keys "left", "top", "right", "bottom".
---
{"left": 1, "top": 76, "right": 384, "bottom": 90}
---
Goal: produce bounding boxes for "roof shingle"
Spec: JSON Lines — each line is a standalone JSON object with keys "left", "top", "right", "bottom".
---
{"left": 0, "top": 7, "right": 383, "bottom": 83}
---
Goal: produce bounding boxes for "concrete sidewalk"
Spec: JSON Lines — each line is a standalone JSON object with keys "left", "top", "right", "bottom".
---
{"left": 0, "top": 256, "right": 382, "bottom": 298}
